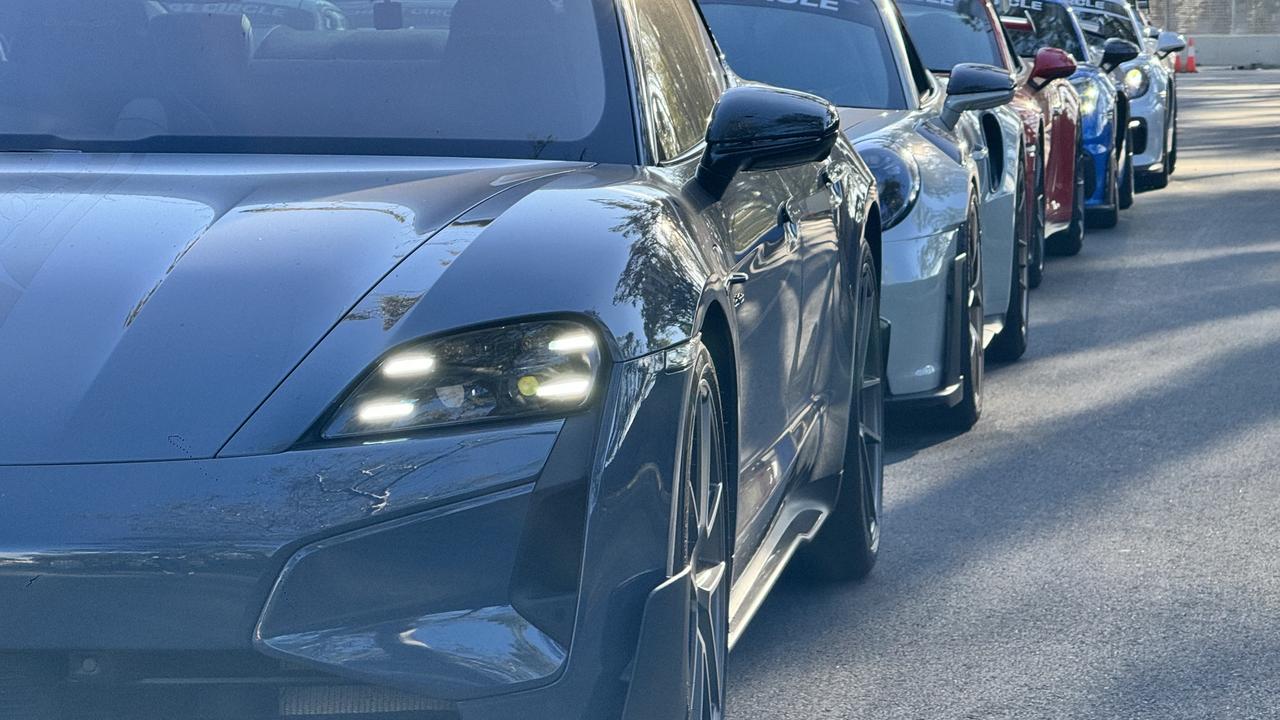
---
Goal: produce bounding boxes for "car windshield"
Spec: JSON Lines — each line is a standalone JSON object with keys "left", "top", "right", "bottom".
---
{"left": 699, "top": 0, "right": 906, "bottom": 110}
{"left": 333, "top": 0, "right": 453, "bottom": 29}
{"left": 1072, "top": 1, "right": 1140, "bottom": 46}
{"left": 1004, "top": 3, "right": 1087, "bottom": 61}
{"left": 159, "top": 2, "right": 347, "bottom": 31}
{"left": 898, "top": 0, "right": 1005, "bottom": 74}
{"left": 0, "top": 0, "right": 637, "bottom": 162}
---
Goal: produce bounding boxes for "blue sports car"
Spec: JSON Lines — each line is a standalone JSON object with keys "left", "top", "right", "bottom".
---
{"left": 1004, "top": 0, "right": 1140, "bottom": 228}
{"left": 0, "top": 1, "right": 886, "bottom": 718}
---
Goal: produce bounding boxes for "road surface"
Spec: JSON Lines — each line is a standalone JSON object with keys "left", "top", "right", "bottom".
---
{"left": 729, "top": 69, "right": 1280, "bottom": 720}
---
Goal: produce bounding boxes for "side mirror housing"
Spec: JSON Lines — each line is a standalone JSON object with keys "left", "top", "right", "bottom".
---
{"left": 1030, "top": 47, "right": 1077, "bottom": 88}
{"left": 698, "top": 85, "right": 840, "bottom": 198}
{"left": 940, "top": 63, "right": 1016, "bottom": 130}
{"left": 1156, "top": 30, "right": 1186, "bottom": 57}
{"left": 1100, "top": 38, "right": 1141, "bottom": 72}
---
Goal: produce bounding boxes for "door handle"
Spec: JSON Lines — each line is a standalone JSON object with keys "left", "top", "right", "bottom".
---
{"left": 726, "top": 272, "right": 749, "bottom": 286}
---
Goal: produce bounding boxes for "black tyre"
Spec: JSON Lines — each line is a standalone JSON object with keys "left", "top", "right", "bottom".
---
{"left": 1047, "top": 152, "right": 1085, "bottom": 257}
{"left": 990, "top": 163, "right": 1029, "bottom": 362}
{"left": 1167, "top": 109, "right": 1178, "bottom": 176}
{"left": 1028, "top": 153, "right": 1047, "bottom": 289}
{"left": 799, "top": 236, "right": 884, "bottom": 581}
{"left": 937, "top": 197, "right": 984, "bottom": 430}
{"left": 1119, "top": 128, "right": 1135, "bottom": 210}
{"left": 672, "top": 346, "right": 730, "bottom": 720}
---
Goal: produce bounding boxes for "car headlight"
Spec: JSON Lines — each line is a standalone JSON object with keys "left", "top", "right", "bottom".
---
{"left": 1123, "top": 66, "right": 1150, "bottom": 98}
{"left": 322, "top": 320, "right": 601, "bottom": 439}
{"left": 1077, "top": 81, "right": 1101, "bottom": 116}
{"left": 858, "top": 145, "right": 920, "bottom": 231}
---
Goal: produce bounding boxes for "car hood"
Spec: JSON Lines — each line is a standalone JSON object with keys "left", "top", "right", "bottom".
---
{"left": 839, "top": 108, "right": 909, "bottom": 140}
{"left": 0, "top": 153, "right": 579, "bottom": 465}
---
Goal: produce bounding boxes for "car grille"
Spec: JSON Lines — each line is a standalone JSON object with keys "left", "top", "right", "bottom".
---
{"left": 0, "top": 652, "right": 459, "bottom": 720}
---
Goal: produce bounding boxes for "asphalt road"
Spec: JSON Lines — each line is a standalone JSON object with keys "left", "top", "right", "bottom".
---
{"left": 729, "top": 69, "right": 1280, "bottom": 720}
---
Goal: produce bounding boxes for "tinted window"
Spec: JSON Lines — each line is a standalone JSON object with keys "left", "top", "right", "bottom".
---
{"left": 1005, "top": 2, "right": 1086, "bottom": 60}
{"left": 0, "top": 0, "right": 637, "bottom": 163}
{"left": 333, "top": 0, "right": 453, "bottom": 28}
{"left": 631, "top": 0, "right": 725, "bottom": 161}
{"left": 897, "top": 13, "right": 937, "bottom": 99}
{"left": 700, "top": 0, "right": 906, "bottom": 110}
{"left": 1072, "top": 0, "right": 1139, "bottom": 45}
{"left": 898, "top": 0, "right": 1004, "bottom": 73}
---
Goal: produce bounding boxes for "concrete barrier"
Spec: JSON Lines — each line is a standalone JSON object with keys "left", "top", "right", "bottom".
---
{"left": 1191, "top": 34, "right": 1280, "bottom": 68}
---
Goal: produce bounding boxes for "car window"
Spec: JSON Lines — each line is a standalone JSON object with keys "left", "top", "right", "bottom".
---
{"left": 1005, "top": 3, "right": 1087, "bottom": 61}
{"left": 898, "top": 0, "right": 1006, "bottom": 73}
{"left": 1071, "top": 0, "right": 1140, "bottom": 45}
{"left": 630, "top": 0, "right": 725, "bottom": 162}
{"left": 160, "top": 2, "right": 344, "bottom": 31}
{"left": 333, "top": 0, "right": 454, "bottom": 29}
{"left": 699, "top": 0, "right": 906, "bottom": 111}
{"left": 896, "top": 12, "right": 937, "bottom": 101}
{"left": 0, "top": 0, "right": 638, "bottom": 163}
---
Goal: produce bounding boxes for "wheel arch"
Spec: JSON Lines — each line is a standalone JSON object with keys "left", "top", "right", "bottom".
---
{"left": 699, "top": 301, "right": 739, "bottom": 552}
{"left": 1115, "top": 92, "right": 1131, "bottom": 161}
{"left": 864, "top": 203, "right": 882, "bottom": 282}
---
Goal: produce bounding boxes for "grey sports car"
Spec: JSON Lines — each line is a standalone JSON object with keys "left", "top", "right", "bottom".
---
{"left": 0, "top": 1, "right": 885, "bottom": 719}
{"left": 701, "top": 0, "right": 1024, "bottom": 429}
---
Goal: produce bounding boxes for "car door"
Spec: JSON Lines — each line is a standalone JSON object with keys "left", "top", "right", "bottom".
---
{"left": 625, "top": 0, "right": 807, "bottom": 568}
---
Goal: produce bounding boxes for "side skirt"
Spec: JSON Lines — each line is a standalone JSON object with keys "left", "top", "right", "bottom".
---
{"left": 725, "top": 485, "right": 833, "bottom": 650}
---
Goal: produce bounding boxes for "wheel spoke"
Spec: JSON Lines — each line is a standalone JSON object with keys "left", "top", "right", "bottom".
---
{"left": 677, "top": 365, "right": 728, "bottom": 720}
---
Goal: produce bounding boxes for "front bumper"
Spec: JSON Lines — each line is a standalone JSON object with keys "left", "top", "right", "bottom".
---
{"left": 1129, "top": 90, "right": 1168, "bottom": 171}
{"left": 0, "top": 355, "right": 693, "bottom": 720}
{"left": 882, "top": 227, "right": 961, "bottom": 400}
{"left": 1081, "top": 120, "right": 1116, "bottom": 209}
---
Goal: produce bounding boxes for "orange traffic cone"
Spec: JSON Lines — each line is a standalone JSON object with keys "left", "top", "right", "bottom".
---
{"left": 1184, "top": 38, "right": 1198, "bottom": 73}
{"left": 1173, "top": 51, "right": 1183, "bottom": 72}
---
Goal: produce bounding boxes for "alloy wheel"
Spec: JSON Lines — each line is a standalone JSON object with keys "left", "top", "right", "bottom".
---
{"left": 964, "top": 205, "right": 984, "bottom": 415}
{"left": 854, "top": 256, "right": 884, "bottom": 551}
{"left": 674, "top": 359, "right": 729, "bottom": 720}
{"left": 1029, "top": 155, "right": 1046, "bottom": 288}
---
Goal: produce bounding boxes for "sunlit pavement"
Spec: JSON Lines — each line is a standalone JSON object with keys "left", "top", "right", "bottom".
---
{"left": 728, "top": 69, "right": 1280, "bottom": 719}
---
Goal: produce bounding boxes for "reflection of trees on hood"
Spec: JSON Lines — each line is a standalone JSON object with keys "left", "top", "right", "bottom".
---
{"left": 600, "top": 196, "right": 707, "bottom": 358}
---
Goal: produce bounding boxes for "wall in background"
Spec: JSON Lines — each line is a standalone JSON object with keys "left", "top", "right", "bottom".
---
{"left": 1143, "top": 0, "right": 1280, "bottom": 65}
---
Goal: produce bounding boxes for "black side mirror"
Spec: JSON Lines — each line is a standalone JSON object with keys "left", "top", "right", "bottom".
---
{"left": 698, "top": 85, "right": 840, "bottom": 199}
{"left": 1100, "top": 38, "right": 1141, "bottom": 72}
{"left": 1155, "top": 30, "right": 1187, "bottom": 57}
{"left": 939, "top": 63, "right": 1016, "bottom": 131}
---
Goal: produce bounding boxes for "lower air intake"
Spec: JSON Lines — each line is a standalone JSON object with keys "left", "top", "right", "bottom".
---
{"left": 280, "top": 685, "right": 453, "bottom": 716}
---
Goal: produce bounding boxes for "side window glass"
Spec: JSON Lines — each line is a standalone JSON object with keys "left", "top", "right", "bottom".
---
{"left": 631, "top": 0, "right": 724, "bottom": 161}
{"left": 896, "top": 15, "right": 934, "bottom": 101}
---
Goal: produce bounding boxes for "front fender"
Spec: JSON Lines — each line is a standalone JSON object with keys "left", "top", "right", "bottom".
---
{"left": 973, "top": 105, "right": 1023, "bottom": 324}
{"left": 223, "top": 165, "right": 721, "bottom": 456}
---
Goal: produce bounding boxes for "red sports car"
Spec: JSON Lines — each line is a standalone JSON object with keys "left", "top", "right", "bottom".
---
{"left": 900, "top": 0, "right": 1083, "bottom": 284}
